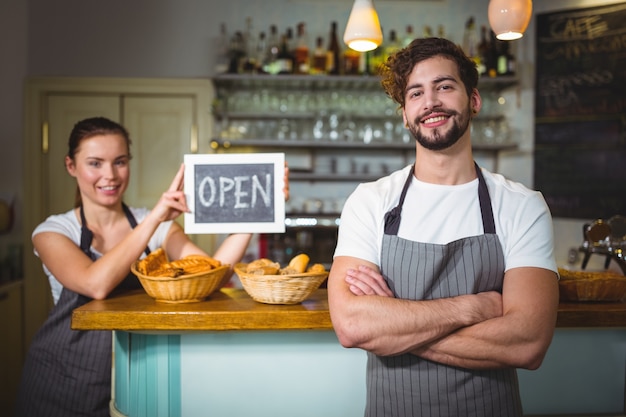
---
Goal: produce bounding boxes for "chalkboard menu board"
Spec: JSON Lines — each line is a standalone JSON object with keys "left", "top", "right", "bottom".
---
{"left": 534, "top": 3, "right": 626, "bottom": 219}
{"left": 184, "top": 153, "right": 285, "bottom": 234}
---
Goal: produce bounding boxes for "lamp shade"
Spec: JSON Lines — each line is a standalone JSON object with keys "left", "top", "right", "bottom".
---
{"left": 343, "top": 0, "right": 383, "bottom": 52}
{"left": 488, "top": 0, "right": 532, "bottom": 41}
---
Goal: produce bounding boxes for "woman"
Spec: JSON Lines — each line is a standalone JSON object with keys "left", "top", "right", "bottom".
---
{"left": 14, "top": 116, "right": 289, "bottom": 417}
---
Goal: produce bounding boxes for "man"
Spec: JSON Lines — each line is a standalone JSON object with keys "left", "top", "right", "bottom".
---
{"left": 327, "top": 37, "right": 559, "bottom": 417}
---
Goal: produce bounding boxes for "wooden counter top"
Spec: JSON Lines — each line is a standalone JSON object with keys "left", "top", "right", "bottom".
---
{"left": 71, "top": 288, "right": 333, "bottom": 332}
{"left": 556, "top": 300, "right": 626, "bottom": 328}
{"left": 72, "top": 289, "right": 626, "bottom": 332}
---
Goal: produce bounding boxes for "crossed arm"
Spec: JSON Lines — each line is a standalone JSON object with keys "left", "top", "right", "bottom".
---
{"left": 327, "top": 256, "right": 559, "bottom": 370}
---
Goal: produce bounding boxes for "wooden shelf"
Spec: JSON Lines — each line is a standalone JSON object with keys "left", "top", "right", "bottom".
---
{"left": 210, "top": 138, "right": 517, "bottom": 152}
{"left": 213, "top": 73, "right": 518, "bottom": 92}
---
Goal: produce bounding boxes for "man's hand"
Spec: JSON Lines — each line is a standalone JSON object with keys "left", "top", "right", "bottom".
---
{"left": 346, "top": 265, "right": 395, "bottom": 297}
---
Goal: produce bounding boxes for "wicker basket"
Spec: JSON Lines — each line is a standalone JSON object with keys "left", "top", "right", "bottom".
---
{"left": 132, "top": 261, "right": 230, "bottom": 303}
{"left": 558, "top": 268, "right": 626, "bottom": 302}
{"left": 235, "top": 263, "right": 328, "bottom": 305}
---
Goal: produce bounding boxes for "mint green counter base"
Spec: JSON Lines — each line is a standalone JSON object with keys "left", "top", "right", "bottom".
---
{"left": 111, "top": 329, "right": 625, "bottom": 417}
{"left": 180, "top": 331, "right": 366, "bottom": 417}
{"left": 113, "top": 333, "right": 182, "bottom": 417}
{"left": 111, "top": 330, "right": 367, "bottom": 417}
{"left": 519, "top": 328, "right": 626, "bottom": 416}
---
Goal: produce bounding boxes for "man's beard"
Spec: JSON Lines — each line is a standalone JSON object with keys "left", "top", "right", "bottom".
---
{"left": 408, "top": 107, "right": 471, "bottom": 151}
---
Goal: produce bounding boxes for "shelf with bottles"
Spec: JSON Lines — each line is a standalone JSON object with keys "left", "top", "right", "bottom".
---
{"left": 211, "top": 138, "right": 408, "bottom": 150}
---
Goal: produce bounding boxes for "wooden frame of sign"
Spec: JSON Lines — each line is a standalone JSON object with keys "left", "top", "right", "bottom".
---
{"left": 183, "top": 153, "right": 285, "bottom": 234}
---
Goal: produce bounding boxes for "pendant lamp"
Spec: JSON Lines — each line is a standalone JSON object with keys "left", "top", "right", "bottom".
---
{"left": 488, "top": 0, "right": 532, "bottom": 41}
{"left": 343, "top": 0, "right": 383, "bottom": 52}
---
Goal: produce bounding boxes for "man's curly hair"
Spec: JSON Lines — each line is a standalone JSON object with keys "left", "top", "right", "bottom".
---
{"left": 379, "top": 37, "right": 479, "bottom": 108}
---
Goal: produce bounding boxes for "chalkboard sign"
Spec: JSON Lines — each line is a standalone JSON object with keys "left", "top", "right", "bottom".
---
{"left": 184, "top": 153, "right": 285, "bottom": 234}
{"left": 534, "top": 3, "right": 626, "bottom": 219}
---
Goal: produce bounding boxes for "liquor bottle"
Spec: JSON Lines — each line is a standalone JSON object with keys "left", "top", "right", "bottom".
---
{"left": 402, "top": 25, "right": 414, "bottom": 47}
{"left": 497, "top": 40, "right": 515, "bottom": 76}
{"left": 437, "top": 24, "right": 446, "bottom": 38}
{"left": 422, "top": 25, "right": 433, "bottom": 38}
{"left": 476, "top": 25, "right": 490, "bottom": 76}
{"left": 294, "top": 22, "right": 310, "bottom": 75}
{"left": 462, "top": 17, "right": 479, "bottom": 65}
{"left": 213, "top": 22, "right": 230, "bottom": 74}
{"left": 255, "top": 31, "right": 267, "bottom": 74}
{"left": 241, "top": 17, "right": 257, "bottom": 73}
{"left": 327, "top": 21, "right": 341, "bottom": 75}
{"left": 368, "top": 47, "right": 383, "bottom": 75}
{"left": 487, "top": 30, "right": 499, "bottom": 78}
{"left": 227, "top": 31, "right": 245, "bottom": 74}
{"left": 286, "top": 27, "right": 295, "bottom": 55}
{"left": 506, "top": 43, "right": 516, "bottom": 76}
{"left": 343, "top": 47, "right": 361, "bottom": 75}
{"left": 311, "top": 36, "right": 328, "bottom": 75}
{"left": 497, "top": 41, "right": 507, "bottom": 76}
{"left": 275, "top": 34, "right": 294, "bottom": 74}
{"left": 382, "top": 29, "right": 400, "bottom": 62}
{"left": 263, "top": 24, "right": 281, "bottom": 75}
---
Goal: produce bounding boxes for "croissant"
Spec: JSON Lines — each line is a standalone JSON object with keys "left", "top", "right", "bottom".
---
{"left": 136, "top": 248, "right": 222, "bottom": 278}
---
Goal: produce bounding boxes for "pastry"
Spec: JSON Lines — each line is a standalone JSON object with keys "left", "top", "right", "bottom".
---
{"left": 288, "top": 253, "right": 310, "bottom": 273}
{"left": 246, "top": 258, "right": 281, "bottom": 275}
{"left": 136, "top": 248, "right": 168, "bottom": 275}
{"left": 136, "top": 249, "right": 222, "bottom": 277}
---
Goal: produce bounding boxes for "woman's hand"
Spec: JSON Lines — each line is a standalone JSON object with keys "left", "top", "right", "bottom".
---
{"left": 283, "top": 162, "right": 290, "bottom": 202}
{"left": 152, "top": 163, "right": 190, "bottom": 222}
{"left": 346, "top": 265, "right": 395, "bottom": 297}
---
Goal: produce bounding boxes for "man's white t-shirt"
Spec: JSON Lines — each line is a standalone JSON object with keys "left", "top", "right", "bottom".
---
{"left": 334, "top": 164, "right": 558, "bottom": 274}
{"left": 32, "top": 207, "right": 172, "bottom": 304}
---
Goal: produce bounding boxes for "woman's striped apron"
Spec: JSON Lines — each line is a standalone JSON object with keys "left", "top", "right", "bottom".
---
{"left": 14, "top": 204, "right": 148, "bottom": 417}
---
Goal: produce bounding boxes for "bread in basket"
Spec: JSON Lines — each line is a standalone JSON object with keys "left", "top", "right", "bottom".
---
{"left": 235, "top": 254, "right": 328, "bottom": 305}
{"left": 558, "top": 267, "right": 626, "bottom": 302}
{"left": 132, "top": 248, "right": 230, "bottom": 303}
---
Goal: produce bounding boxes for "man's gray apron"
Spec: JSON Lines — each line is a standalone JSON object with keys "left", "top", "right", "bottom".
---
{"left": 365, "top": 163, "right": 522, "bottom": 417}
{"left": 14, "top": 204, "right": 149, "bottom": 417}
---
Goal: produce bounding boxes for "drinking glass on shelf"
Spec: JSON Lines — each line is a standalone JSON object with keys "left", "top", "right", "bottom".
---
{"left": 299, "top": 119, "right": 312, "bottom": 141}
{"left": 360, "top": 123, "right": 374, "bottom": 144}
{"left": 327, "top": 111, "right": 340, "bottom": 141}
{"left": 279, "top": 93, "right": 297, "bottom": 113}
{"left": 296, "top": 92, "right": 310, "bottom": 114}
{"left": 312, "top": 110, "right": 326, "bottom": 140}
{"left": 495, "top": 119, "right": 511, "bottom": 144}
{"left": 277, "top": 118, "right": 291, "bottom": 141}
{"left": 339, "top": 116, "right": 356, "bottom": 142}
{"left": 481, "top": 120, "right": 497, "bottom": 144}
{"left": 395, "top": 121, "right": 411, "bottom": 144}
{"left": 383, "top": 120, "right": 395, "bottom": 142}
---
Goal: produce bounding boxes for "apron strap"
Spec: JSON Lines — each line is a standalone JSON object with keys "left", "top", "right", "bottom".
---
{"left": 384, "top": 165, "right": 415, "bottom": 235}
{"left": 79, "top": 205, "right": 95, "bottom": 259}
{"left": 475, "top": 162, "right": 496, "bottom": 234}
{"left": 122, "top": 203, "right": 152, "bottom": 256}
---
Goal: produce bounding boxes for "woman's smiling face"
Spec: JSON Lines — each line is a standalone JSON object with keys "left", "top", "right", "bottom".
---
{"left": 402, "top": 56, "right": 481, "bottom": 151}
{"left": 66, "top": 134, "right": 131, "bottom": 207}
